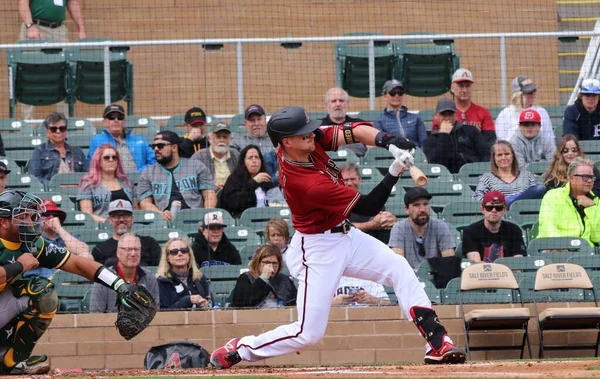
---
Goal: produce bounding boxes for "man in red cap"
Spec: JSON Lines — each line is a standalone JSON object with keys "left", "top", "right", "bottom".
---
{"left": 462, "top": 190, "right": 526, "bottom": 263}
{"left": 509, "top": 109, "right": 556, "bottom": 170}
{"left": 23, "top": 200, "right": 92, "bottom": 279}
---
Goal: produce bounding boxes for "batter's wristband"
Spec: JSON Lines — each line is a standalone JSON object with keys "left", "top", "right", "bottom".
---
{"left": 3, "top": 262, "right": 23, "bottom": 281}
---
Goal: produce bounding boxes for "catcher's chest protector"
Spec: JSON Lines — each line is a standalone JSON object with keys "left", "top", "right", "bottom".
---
{"left": 144, "top": 342, "right": 210, "bottom": 369}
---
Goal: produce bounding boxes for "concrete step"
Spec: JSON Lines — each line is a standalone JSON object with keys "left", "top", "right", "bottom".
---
{"left": 557, "top": 3, "right": 600, "bottom": 18}
{"left": 559, "top": 19, "right": 598, "bottom": 31}
{"left": 560, "top": 72, "right": 580, "bottom": 88}
{"left": 559, "top": 54, "right": 585, "bottom": 69}
{"left": 558, "top": 37, "right": 592, "bottom": 53}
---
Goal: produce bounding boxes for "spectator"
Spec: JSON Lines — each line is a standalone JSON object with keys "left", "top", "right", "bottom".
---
{"left": 231, "top": 104, "right": 278, "bottom": 183}
{"left": 509, "top": 109, "right": 556, "bottom": 170}
{"left": 563, "top": 78, "right": 600, "bottom": 141}
{"left": 374, "top": 79, "right": 427, "bottom": 148}
{"left": 18, "top": 0, "right": 85, "bottom": 120}
{"left": 221, "top": 144, "right": 285, "bottom": 218}
{"left": 89, "top": 233, "right": 159, "bottom": 313}
{"left": 231, "top": 244, "right": 297, "bottom": 308}
{"left": 92, "top": 200, "right": 161, "bottom": 267}
{"left": 433, "top": 68, "right": 495, "bottom": 145}
{"left": 0, "top": 162, "right": 9, "bottom": 193}
{"left": 191, "top": 123, "right": 239, "bottom": 190}
{"left": 87, "top": 104, "right": 156, "bottom": 173}
{"left": 539, "top": 157, "right": 600, "bottom": 246}
{"left": 340, "top": 162, "right": 396, "bottom": 244}
{"left": 265, "top": 218, "right": 290, "bottom": 255}
{"left": 23, "top": 199, "right": 92, "bottom": 279}
{"left": 30, "top": 112, "right": 88, "bottom": 186}
{"left": 332, "top": 276, "right": 390, "bottom": 306}
{"left": 192, "top": 211, "right": 241, "bottom": 268}
{"left": 544, "top": 134, "right": 600, "bottom": 194}
{"left": 473, "top": 140, "right": 537, "bottom": 206}
{"left": 389, "top": 187, "right": 455, "bottom": 270}
{"left": 77, "top": 144, "right": 135, "bottom": 223}
{"left": 320, "top": 87, "right": 368, "bottom": 157}
{"left": 156, "top": 237, "right": 211, "bottom": 310}
{"left": 462, "top": 191, "right": 527, "bottom": 263}
{"left": 138, "top": 131, "right": 217, "bottom": 220}
{"left": 423, "top": 98, "right": 489, "bottom": 173}
{"left": 179, "top": 106, "right": 209, "bottom": 158}
{"left": 495, "top": 76, "right": 554, "bottom": 142}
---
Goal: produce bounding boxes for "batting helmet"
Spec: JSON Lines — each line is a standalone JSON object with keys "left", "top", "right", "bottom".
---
{"left": 267, "top": 107, "right": 322, "bottom": 147}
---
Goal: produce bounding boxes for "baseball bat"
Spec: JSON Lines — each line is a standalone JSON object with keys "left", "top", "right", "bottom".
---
{"left": 408, "top": 164, "right": 428, "bottom": 187}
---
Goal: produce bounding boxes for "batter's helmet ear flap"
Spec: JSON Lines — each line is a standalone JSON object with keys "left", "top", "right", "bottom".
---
{"left": 267, "top": 107, "right": 322, "bottom": 147}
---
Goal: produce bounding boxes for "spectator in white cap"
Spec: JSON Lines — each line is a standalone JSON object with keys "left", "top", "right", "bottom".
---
{"left": 433, "top": 68, "right": 495, "bottom": 147}
{"left": 92, "top": 199, "right": 161, "bottom": 267}
{"left": 191, "top": 211, "right": 241, "bottom": 268}
{"left": 495, "top": 76, "right": 554, "bottom": 142}
{"left": 509, "top": 109, "right": 556, "bottom": 170}
{"left": 191, "top": 123, "right": 240, "bottom": 190}
{"left": 0, "top": 161, "right": 10, "bottom": 193}
{"left": 374, "top": 79, "right": 427, "bottom": 148}
{"left": 564, "top": 78, "right": 600, "bottom": 141}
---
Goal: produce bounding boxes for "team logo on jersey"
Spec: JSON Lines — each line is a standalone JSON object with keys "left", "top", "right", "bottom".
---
{"left": 45, "top": 243, "right": 66, "bottom": 257}
{"left": 324, "top": 159, "right": 340, "bottom": 184}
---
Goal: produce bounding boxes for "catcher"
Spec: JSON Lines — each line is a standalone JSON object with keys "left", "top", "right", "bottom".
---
{"left": 0, "top": 190, "right": 157, "bottom": 375}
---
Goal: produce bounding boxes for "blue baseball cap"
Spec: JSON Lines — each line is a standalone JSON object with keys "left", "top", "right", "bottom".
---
{"left": 580, "top": 79, "right": 600, "bottom": 95}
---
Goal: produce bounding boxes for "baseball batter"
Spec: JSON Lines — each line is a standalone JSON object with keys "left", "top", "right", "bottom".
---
{"left": 211, "top": 107, "right": 466, "bottom": 368}
{"left": 0, "top": 190, "right": 149, "bottom": 374}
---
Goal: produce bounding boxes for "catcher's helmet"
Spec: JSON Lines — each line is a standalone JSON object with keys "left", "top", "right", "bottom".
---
{"left": 0, "top": 190, "right": 45, "bottom": 250}
{"left": 267, "top": 107, "right": 322, "bottom": 147}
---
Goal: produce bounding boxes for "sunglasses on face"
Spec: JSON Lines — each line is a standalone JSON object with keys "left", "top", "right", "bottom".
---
{"left": 572, "top": 174, "right": 596, "bottom": 182}
{"left": 484, "top": 204, "right": 505, "bottom": 212}
{"left": 102, "top": 154, "right": 118, "bottom": 161}
{"left": 415, "top": 237, "right": 426, "bottom": 257}
{"left": 151, "top": 143, "right": 172, "bottom": 150}
{"left": 388, "top": 89, "right": 405, "bottom": 97}
{"left": 561, "top": 147, "right": 579, "bottom": 154}
{"left": 48, "top": 126, "right": 67, "bottom": 133}
{"left": 520, "top": 122, "right": 540, "bottom": 127}
{"left": 105, "top": 114, "right": 125, "bottom": 121}
{"left": 168, "top": 247, "right": 190, "bottom": 256}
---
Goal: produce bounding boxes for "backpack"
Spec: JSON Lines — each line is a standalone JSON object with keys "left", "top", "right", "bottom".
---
{"left": 144, "top": 342, "right": 210, "bottom": 369}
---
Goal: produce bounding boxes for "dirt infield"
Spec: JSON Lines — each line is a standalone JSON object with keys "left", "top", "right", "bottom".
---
{"left": 47, "top": 360, "right": 600, "bottom": 378}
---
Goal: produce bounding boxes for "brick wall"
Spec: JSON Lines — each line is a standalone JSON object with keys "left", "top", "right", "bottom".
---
{"left": 36, "top": 303, "right": 597, "bottom": 370}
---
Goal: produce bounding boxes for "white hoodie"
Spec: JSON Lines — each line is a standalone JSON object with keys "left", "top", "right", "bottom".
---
{"left": 495, "top": 105, "right": 554, "bottom": 143}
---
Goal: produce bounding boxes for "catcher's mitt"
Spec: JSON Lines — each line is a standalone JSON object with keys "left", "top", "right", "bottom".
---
{"left": 115, "top": 284, "right": 158, "bottom": 340}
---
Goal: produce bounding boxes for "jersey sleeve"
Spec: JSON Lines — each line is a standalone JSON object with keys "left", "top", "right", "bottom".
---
{"left": 36, "top": 239, "right": 72, "bottom": 269}
{"left": 316, "top": 124, "right": 341, "bottom": 151}
{"left": 303, "top": 180, "right": 361, "bottom": 218}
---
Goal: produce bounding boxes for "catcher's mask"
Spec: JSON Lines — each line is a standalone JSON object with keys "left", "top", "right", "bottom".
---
{"left": 0, "top": 191, "right": 46, "bottom": 251}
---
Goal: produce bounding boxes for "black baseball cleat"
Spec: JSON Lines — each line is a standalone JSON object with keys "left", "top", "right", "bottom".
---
{"left": 424, "top": 341, "right": 467, "bottom": 365}
{"left": 210, "top": 338, "right": 242, "bottom": 369}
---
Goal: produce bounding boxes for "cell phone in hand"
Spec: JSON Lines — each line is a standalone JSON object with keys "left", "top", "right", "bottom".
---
{"left": 348, "top": 286, "right": 361, "bottom": 295}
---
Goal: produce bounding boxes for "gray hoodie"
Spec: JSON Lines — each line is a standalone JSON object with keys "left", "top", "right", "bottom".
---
{"left": 509, "top": 130, "right": 556, "bottom": 170}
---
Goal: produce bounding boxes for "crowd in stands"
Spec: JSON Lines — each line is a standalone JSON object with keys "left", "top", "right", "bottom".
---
{"left": 2, "top": 67, "right": 600, "bottom": 312}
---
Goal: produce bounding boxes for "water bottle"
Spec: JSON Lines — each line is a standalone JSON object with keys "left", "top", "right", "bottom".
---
{"left": 170, "top": 200, "right": 181, "bottom": 220}
{"left": 277, "top": 300, "right": 284, "bottom": 308}
{"left": 213, "top": 302, "right": 221, "bottom": 311}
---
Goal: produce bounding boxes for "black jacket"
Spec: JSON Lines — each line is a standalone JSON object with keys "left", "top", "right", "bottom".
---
{"left": 192, "top": 230, "right": 241, "bottom": 267}
{"left": 92, "top": 235, "right": 161, "bottom": 266}
{"left": 157, "top": 269, "right": 211, "bottom": 309}
{"left": 231, "top": 271, "right": 297, "bottom": 308}
{"left": 221, "top": 170, "right": 278, "bottom": 218}
{"left": 423, "top": 122, "right": 490, "bottom": 173}
{"left": 563, "top": 98, "right": 600, "bottom": 141}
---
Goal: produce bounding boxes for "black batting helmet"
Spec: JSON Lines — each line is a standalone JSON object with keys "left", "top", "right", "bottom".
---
{"left": 267, "top": 107, "right": 322, "bottom": 147}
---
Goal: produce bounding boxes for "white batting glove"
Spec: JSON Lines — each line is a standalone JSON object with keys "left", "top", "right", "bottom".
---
{"left": 389, "top": 156, "right": 407, "bottom": 177}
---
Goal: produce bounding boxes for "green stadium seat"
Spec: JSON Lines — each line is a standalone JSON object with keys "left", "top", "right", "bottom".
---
{"left": 171, "top": 208, "right": 236, "bottom": 230}
{"left": 229, "top": 113, "right": 247, "bottom": 135}
{"left": 5, "top": 173, "right": 45, "bottom": 192}
{"left": 130, "top": 226, "right": 184, "bottom": 244}
{"left": 356, "top": 110, "right": 382, "bottom": 122}
{"left": 0, "top": 157, "right": 23, "bottom": 174}
{"left": 360, "top": 181, "right": 404, "bottom": 201}
{"left": 66, "top": 39, "right": 133, "bottom": 115}
{"left": 580, "top": 140, "right": 600, "bottom": 161}
{"left": 48, "top": 172, "right": 86, "bottom": 203}
{"left": 439, "top": 201, "right": 482, "bottom": 232}
{"left": 327, "top": 148, "right": 360, "bottom": 165}
{"left": 404, "top": 181, "right": 472, "bottom": 212}
{"left": 415, "top": 260, "right": 434, "bottom": 283}
{"left": 6, "top": 40, "right": 69, "bottom": 118}
{"left": 334, "top": 32, "right": 396, "bottom": 98}
{"left": 202, "top": 264, "right": 247, "bottom": 281}
{"left": 525, "top": 161, "right": 549, "bottom": 177}
{"left": 3, "top": 134, "right": 45, "bottom": 167}
{"left": 527, "top": 237, "right": 595, "bottom": 257}
{"left": 457, "top": 162, "right": 490, "bottom": 190}
{"left": 506, "top": 199, "right": 542, "bottom": 230}
{"left": 567, "top": 254, "right": 600, "bottom": 273}
{"left": 0, "top": 119, "right": 38, "bottom": 136}
{"left": 420, "top": 279, "right": 442, "bottom": 304}
{"left": 209, "top": 280, "right": 237, "bottom": 308}
{"left": 127, "top": 210, "right": 169, "bottom": 229}
{"left": 239, "top": 207, "right": 292, "bottom": 231}
{"left": 358, "top": 166, "right": 384, "bottom": 184}
{"left": 67, "top": 117, "right": 97, "bottom": 135}
{"left": 239, "top": 244, "right": 261, "bottom": 261}
{"left": 53, "top": 270, "right": 93, "bottom": 313}
{"left": 495, "top": 256, "right": 551, "bottom": 272}
{"left": 163, "top": 114, "right": 186, "bottom": 134}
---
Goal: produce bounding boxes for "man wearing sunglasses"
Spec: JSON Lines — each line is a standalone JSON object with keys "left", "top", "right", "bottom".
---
{"left": 92, "top": 200, "right": 161, "bottom": 267}
{"left": 463, "top": 191, "right": 526, "bottom": 263}
{"left": 374, "top": 80, "right": 427, "bottom": 148}
{"left": 29, "top": 112, "right": 88, "bottom": 185}
{"left": 87, "top": 104, "right": 156, "bottom": 173}
{"left": 538, "top": 157, "right": 600, "bottom": 246}
{"left": 89, "top": 232, "right": 159, "bottom": 313}
{"left": 389, "top": 187, "right": 456, "bottom": 270}
{"left": 138, "top": 131, "right": 217, "bottom": 221}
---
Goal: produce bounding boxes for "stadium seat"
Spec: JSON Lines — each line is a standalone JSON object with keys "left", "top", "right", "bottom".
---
{"left": 239, "top": 207, "right": 292, "bottom": 231}
{"left": 439, "top": 201, "right": 482, "bottom": 232}
{"left": 53, "top": 270, "right": 93, "bottom": 313}
{"left": 239, "top": 244, "right": 261, "bottom": 261}
{"left": 327, "top": 148, "right": 360, "bottom": 165}
{"left": 580, "top": 140, "right": 600, "bottom": 161}
{"left": 5, "top": 173, "right": 45, "bottom": 192}
{"left": 3, "top": 134, "right": 45, "bottom": 167}
{"left": 405, "top": 181, "right": 472, "bottom": 212}
{"left": 459, "top": 263, "right": 531, "bottom": 359}
{"left": 127, "top": 210, "right": 169, "bottom": 229}
{"left": 527, "top": 237, "right": 595, "bottom": 258}
{"left": 48, "top": 172, "right": 87, "bottom": 203}
{"left": 394, "top": 35, "right": 460, "bottom": 97}
{"left": 209, "top": 280, "right": 237, "bottom": 308}
{"left": 186, "top": 226, "right": 262, "bottom": 250}
{"left": 457, "top": 162, "right": 490, "bottom": 190}
{"left": 506, "top": 199, "right": 542, "bottom": 230}
{"left": 525, "top": 161, "right": 549, "bottom": 178}
{"left": 334, "top": 32, "right": 396, "bottom": 98}
{"left": 0, "top": 119, "right": 38, "bottom": 136}
{"left": 533, "top": 263, "right": 600, "bottom": 358}
{"left": 202, "top": 264, "right": 247, "bottom": 282}
{"left": 567, "top": 254, "right": 600, "bottom": 273}
{"left": 229, "top": 113, "right": 247, "bottom": 135}
{"left": 130, "top": 226, "right": 184, "bottom": 244}
{"left": 420, "top": 279, "right": 442, "bottom": 304}
{"left": 495, "top": 256, "right": 551, "bottom": 273}
{"left": 67, "top": 117, "right": 97, "bottom": 135}
{"left": 66, "top": 39, "right": 133, "bottom": 115}
{"left": 360, "top": 181, "right": 404, "bottom": 201}
{"left": 0, "top": 157, "right": 22, "bottom": 174}
{"left": 171, "top": 208, "right": 236, "bottom": 231}
{"left": 356, "top": 109, "right": 382, "bottom": 122}
{"left": 6, "top": 40, "right": 69, "bottom": 118}
{"left": 163, "top": 114, "right": 186, "bottom": 133}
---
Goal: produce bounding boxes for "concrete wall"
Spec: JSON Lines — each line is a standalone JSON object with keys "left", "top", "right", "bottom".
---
{"left": 37, "top": 303, "right": 597, "bottom": 370}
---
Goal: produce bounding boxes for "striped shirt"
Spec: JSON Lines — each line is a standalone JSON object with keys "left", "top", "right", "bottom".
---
{"left": 473, "top": 171, "right": 536, "bottom": 202}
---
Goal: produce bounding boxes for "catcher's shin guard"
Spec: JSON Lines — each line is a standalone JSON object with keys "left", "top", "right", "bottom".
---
{"left": 3, "top": 277, "right": 57, "bottom": 369}
{"left": 410, "top": 306, "right": 447, "bottom": 351}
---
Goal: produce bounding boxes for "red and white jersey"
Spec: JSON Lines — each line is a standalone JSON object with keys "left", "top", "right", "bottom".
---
{"left": 432, "top": 102, "right": 495, "bottom": 132}
{"left": 277, "top": 124, "right": 361, "bottom": 234}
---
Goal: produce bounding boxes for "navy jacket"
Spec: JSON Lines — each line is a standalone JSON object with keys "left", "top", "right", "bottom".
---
{"left": 563, "top": 98, "right": 600, "bottom": 141}
{"left": 374, "top": 107, "right": 427, "bottom": 148}
{"left": 231, "top": 271, "right": 297, "bottom": 308}
{"left": 157, "top": 270, "right": 210, "bottom": 309}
